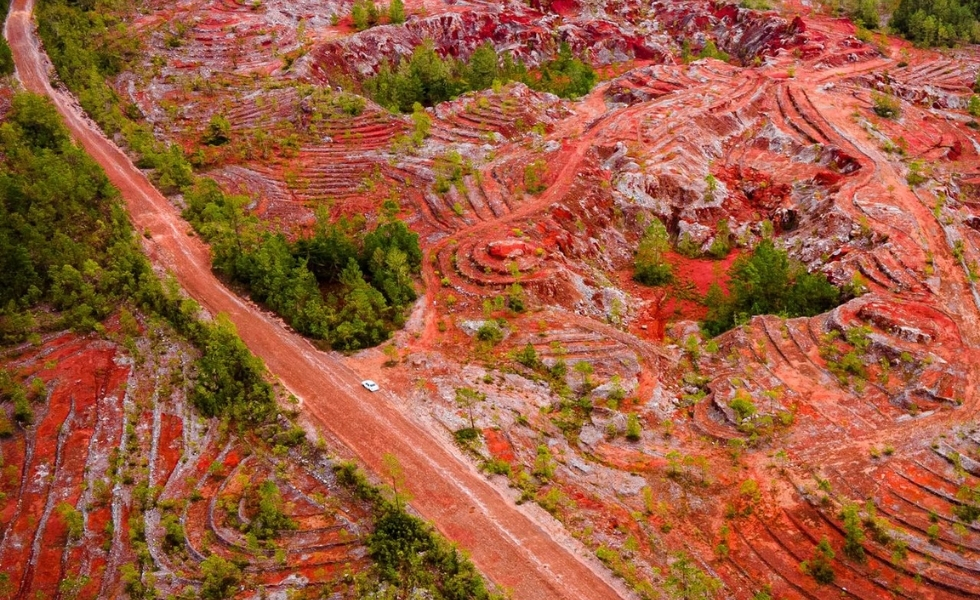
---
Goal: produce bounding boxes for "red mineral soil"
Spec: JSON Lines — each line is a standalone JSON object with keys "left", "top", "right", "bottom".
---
{"left": 0, "top": 323, "right": 381, "bottom": 598}
{"left": 5, "top": 2, "right": 632, "bottom": 598}
{"left": 0, "top": 334, "right": 128, "bottom": 598}
{"left": 10, "top": 0, "right": 980, "bottom": 596}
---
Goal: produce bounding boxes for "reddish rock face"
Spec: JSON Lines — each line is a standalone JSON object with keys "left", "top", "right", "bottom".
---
{"left": 487, "top": 239, "right": 533, "bottom": 259}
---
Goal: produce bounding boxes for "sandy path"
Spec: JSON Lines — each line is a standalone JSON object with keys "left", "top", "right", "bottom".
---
{"left": 3, "top": 2, "right": 628, "bottom": 597}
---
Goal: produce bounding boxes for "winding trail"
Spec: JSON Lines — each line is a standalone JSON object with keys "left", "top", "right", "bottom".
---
{"left": 3, "top": 1, "right": 628, "bottom": 597}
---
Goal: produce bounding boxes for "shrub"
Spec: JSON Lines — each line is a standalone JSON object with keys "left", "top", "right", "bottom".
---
{"left": 482, "top": 457, "right": 511, "bottom": 476}
{"left": 706, "top": 219, "right": 733, "bottom": 259}
{"left": 476, "top": 321, "right": 504, "bottom": 345}
{"left": 665, "top": 553, "right": 722, "bottom": 599}
{"left": 533, "top": 444, "right": 555, "bottom": 480}
{"left": 969, "top": 95, "right": 980, "bottom": 117}
{"left": 202, "top": 114, "right": 231, "bottom": 146}
{"left": 524, "top": 160, "right": 547, "bottom": 194}
{"left": 729, "top": 391, "right": 757, "bottom": 423}
{"left": 512, "top": 343, "right": 541, "bottom": 369}
{"left": 625, "top": 413, "right": 642, "bottom": 441}
{"left": 871, "top": 92, "right": 901, "bottom": 119}
{"left": 12, "top": 388, "right": 33, "bottom": 424}
{"left": 161, "top": 514, "right": 185, "bottom": 553}
{"left": 0, "top": 411, "right": 12, "bottom": 437}
{"left": 801, "top": 537, "right": 836, "bottom": 584}
{"left": 0, "top": 34, "right": 12, "bottom": 76}
{"left": 199, "top": 555, "right": 242, "bottom": 600}
{"left": 56, "top": 502, "right": 84, "bottom": 542}
{"left": 841, "top": 503, "right": 866, "bottom": 562}
{"left": 676, "top": 232, "right": 702, "bottom": 258}
{"left": 906, "top": 159, "right": 927, "bottom": 186}
{"left": 247, "top": 481, "right": 297, "bottom": 540}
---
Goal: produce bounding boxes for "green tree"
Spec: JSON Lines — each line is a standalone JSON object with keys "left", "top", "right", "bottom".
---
{"left": 625, "top": 413, "right": 642, "bottom": 441}
{"left": 633, "top": 218, "right": 674, "bottom": 286}
{"left": 410, "top": 102, "right": 431, "bottom": 144}
{"left": 841, "top": 503, "right": 866, "bottom": 562}
{"left": 534, "top": 42, "right": 596, "bottom": 98}
{"left": 802, "top": 537, "right": 836, "bottom": 584}
{"left": 467, "top": 42, "right": 499, "bottom": 90}
{"left": 665, "top": 553, "right": 722, "bottom": 599}
{"left": 199, "top": 555, "right": 242, "bottom": 600}
{"left": 455, "top": 387, "right": 486, "bottom": 430}
{"left": 351, "top": 0, "right": 370, "bottom": 30}
{"left": 702, "top": 239, "right": 840, "bottom": 336}
{"left": 202, "top": 114, "right": 231, "bottom": 146}
{"left": 191, "top": 315, "right": 276, "bottom": 422}
{"left": 56, "top": 502, "right": 84, "bottom": 542}
{"left": 890, "top": 0, "right": 980, "bottom": 45}
{"left": 381, "top": 452, "right": 410, "bottom": 509}
{"left": 854, "top": 0, "right": 881, "bottom": 28}
{"left": 0, "top": 35, "right": 13, "bottom": 76}
{"left": 247, "top": 480, "right": 297, "bottom": 540}
{"left": 388, "top": 0, "right": 405, "bottom": 23}
{"left": 573, "top": 360, "right": 594, "bottom": 389}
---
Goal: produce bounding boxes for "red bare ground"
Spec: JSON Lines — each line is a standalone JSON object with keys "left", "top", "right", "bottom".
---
{"left": 6, "top": 4, "right": 629, "bottom": 595}
{"left": 154, "top": 414, "right": 183, "bottom": 485}
{"left": 483, "top": 428, "right": 516, "bottom": 463}
{"left": 10, "top": 0, "right": 980, "bottom": 596}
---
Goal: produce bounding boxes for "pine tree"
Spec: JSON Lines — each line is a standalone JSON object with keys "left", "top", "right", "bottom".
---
{"left": 388, "top": 0, "right": 405, "bottom": 23}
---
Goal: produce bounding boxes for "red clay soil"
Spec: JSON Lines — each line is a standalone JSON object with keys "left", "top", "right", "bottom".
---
{"left": 0, "top": 336, "right": 129, "bottom": 599}
{"left": 4, "top": 2, "right": 627, "bottom": 598}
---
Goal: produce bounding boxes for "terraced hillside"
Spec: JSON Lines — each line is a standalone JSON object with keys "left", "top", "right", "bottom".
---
{"left": 0, "top": 322, "right": 379, "bottom": 598}
{"left": 10, "top": 0, "right": 980, "bottom": 598}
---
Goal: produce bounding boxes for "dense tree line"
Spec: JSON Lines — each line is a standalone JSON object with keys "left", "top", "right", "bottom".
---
{"left": 38, "top": 0, "right": 195, "bottom": 193}
{"left": 890, "top": 0, "right": 980, "bottom": 45}
{"left": 701, "top": 238, "right": 842, "bottom": 336}
{"left": 0, "top": 93, "right": 147, "bottom": 338}
{"left": 0, "top": 92, "right": 277, "bottom": 424}
{"left": 184, "top": 180, "right": 422, "bottom": 351}
{"left": 365, "top": 40, "right": 597, "bottom": 112}
{"left": 351, "top": 0, "right": 405, "bottom": 30}
{"left": 335, "top": 462, "right": 498, "bottom": 600}
{"left": 37, "top": 0, "right": 423, "bottom": 352}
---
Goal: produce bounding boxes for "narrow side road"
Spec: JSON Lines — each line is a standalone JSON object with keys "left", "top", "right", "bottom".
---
{"left": 3, "top": 2, "right": 628, "bottom": 598}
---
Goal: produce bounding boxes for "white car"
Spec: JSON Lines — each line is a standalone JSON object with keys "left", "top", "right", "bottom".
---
{"left": 361, "top": 380, "right": 380, "bottom": 392}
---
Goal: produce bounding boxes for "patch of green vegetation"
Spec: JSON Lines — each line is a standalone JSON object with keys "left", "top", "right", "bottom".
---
{"left": 890, "top": 0, "right": 980, "bottom": 46}
{"left": 524, "top": 159, "right": 548, "bottom": 194}
{"left": 184, "top": 181, "right": 421, "bottom": 351}
{"left": 334, "top": 461, "right": 501, "bottom": 599}
{"left": 702, "top": 237, "right": 841, "bottom": 336}
{"left": 871, "top": 91, "right": 901, "bottom": 119}
{"left": 245, "top": 480, "right": 297, "bottom": 541}
{"left": 633, "top": 218, "right": 674, "bottom": 286}
{"left": 365, "top": 40, "right": 597, "bottom": 112}
{"left": 681, "top": 38, "right": 731, "bottom": 63}
{"left": 801, "top": 537, "right": 836, "bottom": 584}
{"left": 953, "top": 484, "right": 980, "bottom": 523}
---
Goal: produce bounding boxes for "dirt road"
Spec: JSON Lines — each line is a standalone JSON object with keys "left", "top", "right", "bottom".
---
{"left": 3, "top": 1, "right": 627, "bottom": 597}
